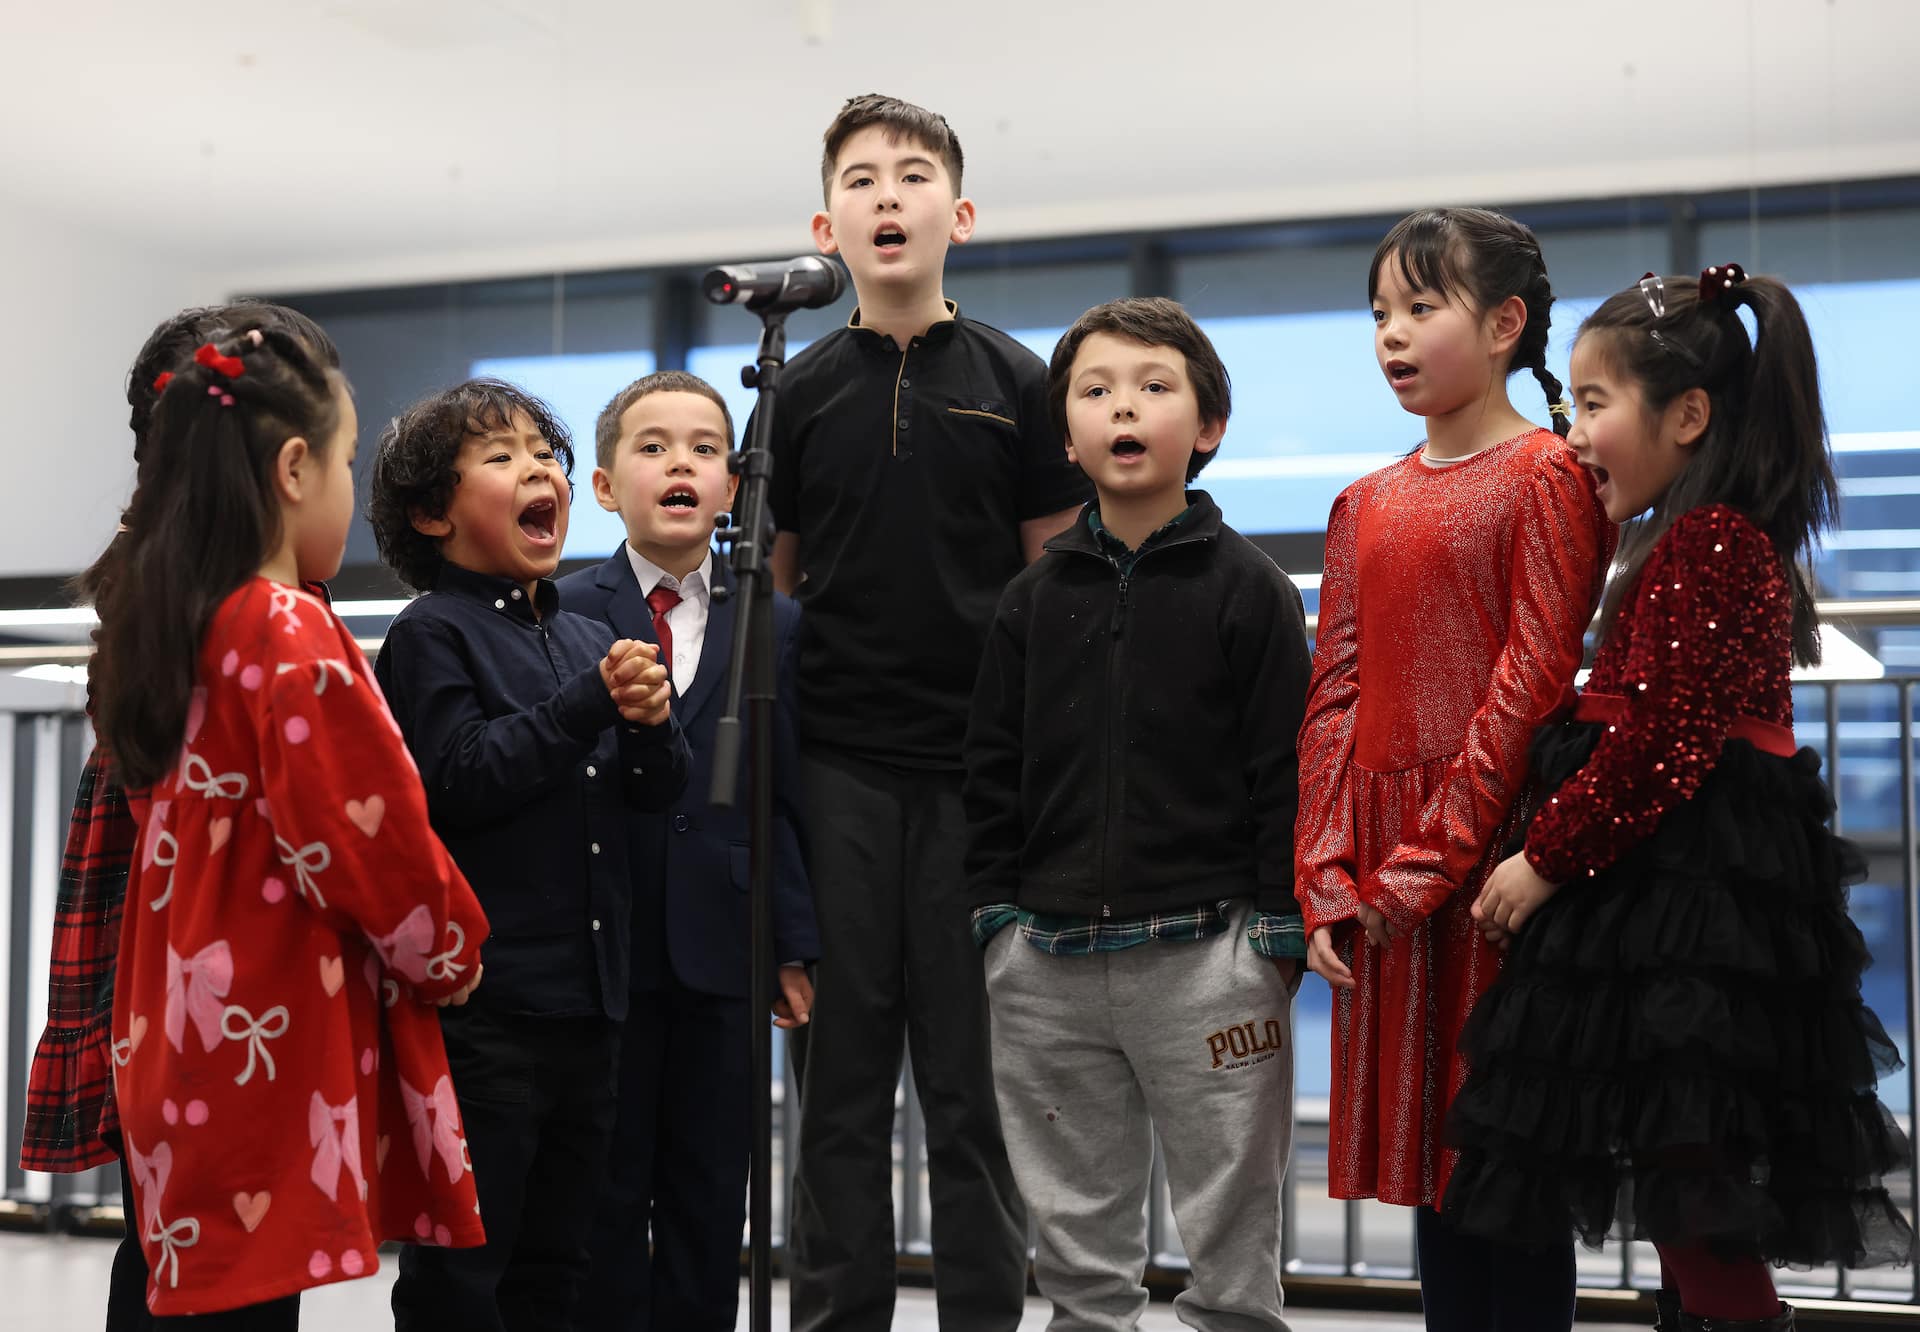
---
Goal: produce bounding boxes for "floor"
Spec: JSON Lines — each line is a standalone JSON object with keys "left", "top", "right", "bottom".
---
{"left": 0, "top": 1231, "right": 1653, "bottom": 1330}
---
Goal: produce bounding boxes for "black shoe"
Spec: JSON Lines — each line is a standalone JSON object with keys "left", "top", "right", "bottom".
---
{"left": 1678, "top": 1303, "right": 1794, "bottom": 1331}
{"left": 1652, "top": 1288, "right": 1681, "bottom": 1329}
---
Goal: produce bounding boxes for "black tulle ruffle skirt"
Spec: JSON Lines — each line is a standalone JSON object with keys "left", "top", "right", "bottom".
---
{"left": 1442, "top": 721, "right": 1913, "bottom": 1268}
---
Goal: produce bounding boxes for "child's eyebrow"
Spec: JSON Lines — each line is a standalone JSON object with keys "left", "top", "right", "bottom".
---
{"left": 840, "top": 155, "right": 936, "bottom": 181}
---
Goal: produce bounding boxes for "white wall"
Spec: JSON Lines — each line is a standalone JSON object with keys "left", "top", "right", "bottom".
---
{"left": 0, "top": 199, "right": 221, "bottom": 580}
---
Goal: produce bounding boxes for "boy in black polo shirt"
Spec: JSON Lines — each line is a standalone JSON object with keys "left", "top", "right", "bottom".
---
{"left": 964, "top": 299, "right": 1309, "bottom": 1330}
{"left": 763, "top": 93, "right": 1088, "bottom": 1330}
{"left": 368, "top": 378, "right": 691, "bottom": 1332}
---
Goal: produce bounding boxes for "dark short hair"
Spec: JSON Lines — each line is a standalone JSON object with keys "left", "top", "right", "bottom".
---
{"left": 594, "top": 370, "right": 736, "bottom": 470}
{"left": 369, "top": 378, "right": 574, "bottom": 592}
{"left": 820, "top": 93, "right": 964, "bottom": 204}
{"left": 1048, "top": 298, "right": 1232, "bottom": 482}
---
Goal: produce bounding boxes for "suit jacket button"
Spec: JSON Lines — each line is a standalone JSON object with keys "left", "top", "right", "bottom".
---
{"left": 673, "top": 815, "right": 689, "bottom": 832}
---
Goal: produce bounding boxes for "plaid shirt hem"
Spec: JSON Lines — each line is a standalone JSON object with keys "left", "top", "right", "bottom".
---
{"left": 971, "top": 901, "right": 1303, "bottom": 959}
{"left": 20, "top": 747, "right": 132, "bottom": 1174}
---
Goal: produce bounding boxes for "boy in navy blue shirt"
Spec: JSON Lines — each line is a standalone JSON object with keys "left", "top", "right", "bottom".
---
{"left": 561, "top": 370, "right": 819, "bottom": 1331}
{"left": 369, "top": 378, "right": 691, "bottom": 1332}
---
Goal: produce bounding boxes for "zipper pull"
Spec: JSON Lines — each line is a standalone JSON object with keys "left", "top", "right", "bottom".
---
{"left": 1110, "top": 577, "right": 1130, "bottom": 637}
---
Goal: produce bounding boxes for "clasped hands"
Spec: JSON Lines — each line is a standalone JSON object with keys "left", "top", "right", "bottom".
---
{"left": 1306, "top": 853, "right": 1563, "bottom": 989}
{"left": 600, "top": 639, "right": 673, "bottom": 726}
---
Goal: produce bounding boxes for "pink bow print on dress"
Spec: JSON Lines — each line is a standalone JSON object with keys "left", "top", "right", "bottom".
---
{"left": 400, "top": 1075, "right": 467, "bottom": 1183}
{"left": 164, "top": 941, "right": 233, "bottom": 1053}
{"left": 367, "top": 905, "right": 436, "bottom": 985}
{"left": 123, "top": 1134, "right": 171, "bottom": 1239}
{"left": 308, "top": 1093, "right": 366, "bottom": 1202}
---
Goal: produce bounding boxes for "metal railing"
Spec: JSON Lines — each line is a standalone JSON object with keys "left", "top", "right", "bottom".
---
{"left": 3, "top": 630, "right": 1919, "bottom": 1318}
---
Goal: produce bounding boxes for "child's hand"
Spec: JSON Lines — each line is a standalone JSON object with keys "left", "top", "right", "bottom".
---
{"left": 603, "top": 640, "right": 673, "bottom": 726}
{"left": 1472, "top": 853, "right": 1561, "bottom": 937}
{"left": 773, "top": 964, "right": 813, "bottom": 1029}
{"left": 435, "top": 961, "right": 483, "bottom": 1008}
{"left": 1307, "top": 925, "right": 1355, "bottom": 990}
{"left": 1355, "top": 901, "right": 1395, "bottom": 949}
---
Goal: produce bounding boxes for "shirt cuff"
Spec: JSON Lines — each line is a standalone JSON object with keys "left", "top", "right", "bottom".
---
{"left": 971, "top": 903, "right": 1017, "bottom": 949}
{"left": 1246, "top": 910, "right": 1306, "bottom": 960}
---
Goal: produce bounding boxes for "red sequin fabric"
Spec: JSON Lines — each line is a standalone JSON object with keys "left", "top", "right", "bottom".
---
{"left": 1525, "top": 504, "right": 1795, "bottom": 883}
{"left": 1295, "top": 430, "right": 1613, "bottom": 1206}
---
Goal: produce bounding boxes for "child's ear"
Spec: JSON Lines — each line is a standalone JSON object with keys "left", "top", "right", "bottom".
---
{"left": 722, "top": 471, "right": 741, "bottom": 511}
{"left": 949, "top": 197, "right": 977, "bottom": 247}
{"left": 1487, "top": 294, "right": 1528, "bottom": 358}
{"left": 272, "top": 436, "right": 313, "bottom": 503}
{"left": 1193, "top": 417, "right": 1227, "bottom": 456}
{"left": 591, "top": 465, "right": 621, "bottom": 514}
{"left": 811, "top": 209, "right": 840, "bottom": 257}
{"left": 410, "top": 507, "right": 453, "bottom": 539}
{"left": 1063, "top": 432, "right": 1079, "bottom": 467}
{"left": 1671, "top": 387, "right": 1712, "bottom": 447}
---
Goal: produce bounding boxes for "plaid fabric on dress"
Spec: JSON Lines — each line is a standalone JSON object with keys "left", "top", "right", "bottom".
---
{"left": 19, "top": 746, "right": 135, "bottom": 1173}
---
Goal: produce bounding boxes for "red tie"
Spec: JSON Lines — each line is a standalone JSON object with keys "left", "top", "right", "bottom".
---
{"left": 646, "top": 584, "right": 682, "bottom": 685}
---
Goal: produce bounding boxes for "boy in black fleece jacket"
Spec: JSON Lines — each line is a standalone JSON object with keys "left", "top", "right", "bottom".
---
{"left": 963, "top": 297, "right": 1310, "bottom": 1330}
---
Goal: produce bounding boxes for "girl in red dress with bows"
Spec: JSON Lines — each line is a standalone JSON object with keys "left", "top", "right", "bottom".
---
{"left": 1449, "top": 267, "right": 1911, "bottom": 1331}
{"left": 91, "top": 326, "right": 491, "bottom": 1324}
{"left": 1295, "top": 207, "right": 1614, "bottom": 1331}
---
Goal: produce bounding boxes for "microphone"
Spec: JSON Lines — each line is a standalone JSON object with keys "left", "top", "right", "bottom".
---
{"left": 702, "top": 256, "right": 847, "bottom": 313}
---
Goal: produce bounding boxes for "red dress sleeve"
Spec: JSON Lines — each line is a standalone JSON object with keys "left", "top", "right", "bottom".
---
{"left": 1295, "top": 487, "right": 1365, "bottom": 934}
{"left": 1525, "top": 506, "right": 1782, "bottom": 884}
{"left": 1363, "top": 450, "right": 1610, "bottom": 934}
{"left": 252, "top": 607, "right": 488, "bottom": 1001}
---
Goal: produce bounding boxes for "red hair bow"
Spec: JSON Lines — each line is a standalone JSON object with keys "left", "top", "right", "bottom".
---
{"left": 193, "top": 343, "right": 247, "bottom": 379}
{"left": 151, "top": 371, "right": 174, "bottom": 393}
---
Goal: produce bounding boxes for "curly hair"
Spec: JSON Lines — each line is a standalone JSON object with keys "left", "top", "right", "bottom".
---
{"left": 368, "top": 378, "right": 574, "bottom": 592}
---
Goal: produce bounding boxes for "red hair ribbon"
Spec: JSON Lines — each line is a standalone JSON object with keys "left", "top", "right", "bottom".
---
{"left": 193, "top": 343, "right": 247, "bottom": 379}
{"left": 151, "top": 371, "right": 174, "bottom": 394}
{"left": 1698, "top": 263, "right": 1747, "bottom": 305}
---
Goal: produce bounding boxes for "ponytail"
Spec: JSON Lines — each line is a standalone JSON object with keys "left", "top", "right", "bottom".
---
{"left": 92, "top": 325, "right": 341, "bottom": 787}
{"left": 1581, "top": 267, "right": 1835, "bottom": 665}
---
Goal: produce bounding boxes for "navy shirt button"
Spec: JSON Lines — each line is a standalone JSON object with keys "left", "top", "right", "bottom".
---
{"left": 673, "top": 815, "right": 690, "bottom": 832}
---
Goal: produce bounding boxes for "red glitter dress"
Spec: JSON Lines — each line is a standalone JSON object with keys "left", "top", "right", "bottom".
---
{"left": 1444, "top": 505, "right": 1912, "bottom": 1267}
{"left": 1295, "top": 429, "right": 1612, "bottom": 1208}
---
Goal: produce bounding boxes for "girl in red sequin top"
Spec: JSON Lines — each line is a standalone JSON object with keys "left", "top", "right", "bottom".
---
{"left": 89, "top": 327, "right": 491, "bottom": 1321}
{"left": 1449, "top": 267, "right": 1912, "bottom": 1331}
{"left": 1295, "top": 208, "right": 1614, "bottom": 1331}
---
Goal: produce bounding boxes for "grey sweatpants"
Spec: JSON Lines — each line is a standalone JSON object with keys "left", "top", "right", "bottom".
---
{"left": 984, "top": 906, "right": 1296, "bottom": 1332}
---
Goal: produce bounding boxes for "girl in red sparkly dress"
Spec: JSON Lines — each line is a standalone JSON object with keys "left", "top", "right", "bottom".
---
{"left": 1450, "top": 266, "right": 1912, "bottom": 1330}
{"left": 91, "top": 327, "right": 492, "bottom": 1323}
{"left": 1295, "top": 208, "right": 1614, "bottom": 1331}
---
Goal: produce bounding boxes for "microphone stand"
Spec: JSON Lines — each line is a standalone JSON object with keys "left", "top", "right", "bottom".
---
{"left": 708, "top": 307, "right": 787, "bottom": 1332}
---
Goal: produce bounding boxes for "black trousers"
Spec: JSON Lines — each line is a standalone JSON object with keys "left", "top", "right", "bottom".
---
{"left": 392, "top": 1008, "right": 621, "bottom": 1332}
{"left": 1416, "top": 1205, "right": 1576, "bottom": 1332}
{"left": 581, "top": 982, "right": 753, "bottom": 1331}
{"left": 785, "top": 751, "right": 1028, "bottom": 1332}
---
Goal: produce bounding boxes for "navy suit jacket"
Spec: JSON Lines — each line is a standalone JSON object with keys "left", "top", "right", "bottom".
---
{"left": 558, "top": 547, "right": 819, "bottom": 998}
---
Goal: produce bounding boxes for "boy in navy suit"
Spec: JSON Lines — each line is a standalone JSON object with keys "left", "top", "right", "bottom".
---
{"left": 561, "top": 370, "right": 820, "bottom": 1332}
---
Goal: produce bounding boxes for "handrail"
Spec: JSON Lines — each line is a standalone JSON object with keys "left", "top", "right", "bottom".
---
{"left": 2, "top": 597, "right": 1918, "bottom": 668}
